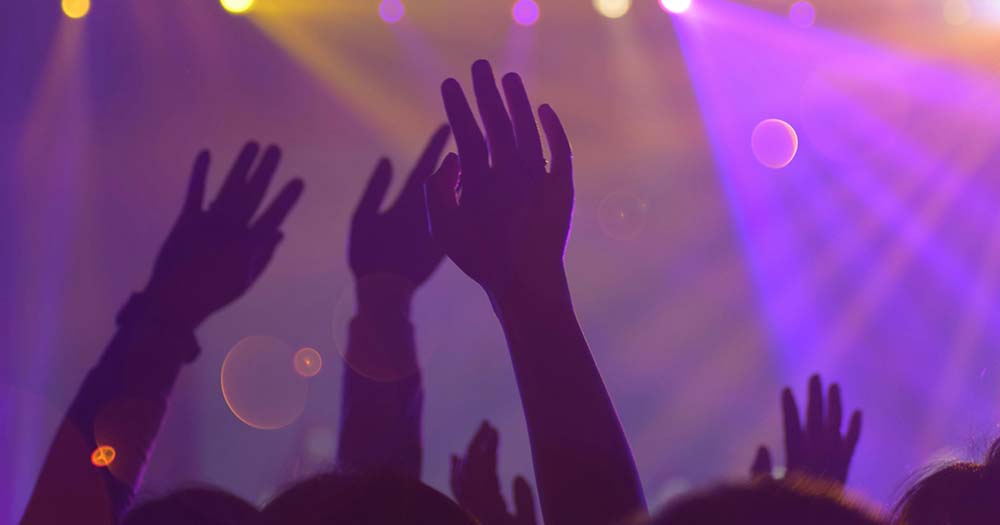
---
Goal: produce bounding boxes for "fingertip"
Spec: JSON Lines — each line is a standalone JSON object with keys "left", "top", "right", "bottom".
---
{"left": 472, "top": 58, "right": 493, "bottom": 74}
{"left": 442, "top": 78, "right": 461, "bottom": 94}
{"left": 502, "top": 71, "right": 522, "bottom": 86}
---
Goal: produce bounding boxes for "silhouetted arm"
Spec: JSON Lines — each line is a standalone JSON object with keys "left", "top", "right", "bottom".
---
{"left": 22, "top": 144, "right": 303, "bottom": 525}
{"left": 335, "top": 127, "right": 450, "bottom": 480}
{"left": 427, "top": 60, "right": 646, "bottom": 525}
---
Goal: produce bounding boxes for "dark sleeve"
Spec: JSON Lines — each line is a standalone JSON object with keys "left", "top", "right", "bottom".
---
{"left": 21, "top": 294, "right": 198, "bottom": 525}
{"left": 334, "top": 314, "right": 423, "bottom": 480}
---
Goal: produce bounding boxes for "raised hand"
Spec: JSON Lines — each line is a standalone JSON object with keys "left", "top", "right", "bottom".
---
{"left": 144, "top": 143, "right": 304, "bottom": 332}
{"left": 427, "top": 59, "right": 573, "bottom": 299}
{"left": 751, "top": 374, "right": 863, "bottom": 485}
{"left": 350, "top": 125, "right": 451, "bottom": 286}
{"left": 451, "top": 422, "right": 537, "bottom": 525}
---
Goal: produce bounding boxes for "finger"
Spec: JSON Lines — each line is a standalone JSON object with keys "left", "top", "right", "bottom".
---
{"left": 806, "top": 374, "right": 824, "bottom": 437}
{"left": 844, "top": 411, "right": 862, "bottom": 459}
{"left": 401, "top": 125, "right": 451, "bottom": 198}
{"left": 471, "top": 60, "right": 517, "bottom": 167}
{"left": 751, "top": 446, "right": 773, "bottom": 478}
{"left": 782, "top": 387, "right": 803, "bottom": 465}
{"left": 466, "top": 421, "right": 499, "bottom": 474}
{"left": 828, "top": 383, "right": 843, "bottom": 436}
{"left": 502, "top": 72, "right": 544, "bottom": 168}
{"left": 441, "top": 78, "right": 489, "bottom": 187}
{"left": 513, "top": 476, "right": 537, "bottom": 525}
{"left": 538, "top": 104, "right": 573, "bottom": 184}
{"left": 252, "top": 179, "right": 304, "bottom": 234}
{"left": 183, "top": 150, "right": 210, "bottom": 215}
{"left": 236, "top": 145, "right": 282, "bottom": 224}
{"left": 427, "top": 153, "right": 460, "bottom": 241}
{"left": 354, "top": 159, "right": 393, "bottom": 219}
{"left": 212, "top": 142, "right": 259, "bottom": 213}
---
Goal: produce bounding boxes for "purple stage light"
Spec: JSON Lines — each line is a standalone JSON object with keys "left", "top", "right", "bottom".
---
{"left": 751, "top": 119, "right": 798, "bottom": 169}
{"left": 660, "top": 0, "right": 692, "bottom": 14}
{"left": 513, "top": 0, "right": 540, "bottom": 26}
{"left": 789, "top": 1, "right": 816, "bottom": 28}
{"left": 379, "top": 0, "right": 405, "bottom": 24}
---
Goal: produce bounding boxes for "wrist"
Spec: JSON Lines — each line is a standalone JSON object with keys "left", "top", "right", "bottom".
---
{"left": 354, "top": 273, "right": 417, "bottom": 319}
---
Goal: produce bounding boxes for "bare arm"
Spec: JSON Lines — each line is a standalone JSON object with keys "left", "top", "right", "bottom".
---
{"left": 427, "top": 60, "right": 646, "bottom": 525}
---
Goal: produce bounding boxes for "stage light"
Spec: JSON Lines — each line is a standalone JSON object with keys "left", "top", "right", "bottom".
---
{"left": 220, "top": 0, "right": 254, "bottom": 15}
{"left": 751, "top": 119, "right": 799, "bottom": 169}
{"left": 379, "top": 0, "right": 405, "bottom": 24}
{"left": 594, "top": 0, "right": 632, "bottom": 19}
{"left": 513, "top": 0, "right": 540, "bottom": 26}
{"left": 788, "top": 1, "right": 816, "bottom": 28}
{"left": 294, "top": 347, "right": 323, "bottom": 378}
{"left": 61, "top": 0, "right": 90, "bottom": 19}
{"left": 90, "top": 445, "right": 116, "bottom": 467}
{"left": 659, "top": 0, "right": 692, "bottom": 14}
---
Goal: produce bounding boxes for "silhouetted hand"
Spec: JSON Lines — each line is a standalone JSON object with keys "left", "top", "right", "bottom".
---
{"left": 349, "top": 126, "right": 451, "bottom": 286}
{"left": 451, "top": 422, "right": 537, "bottom": 525}
{"left": 751, "top": 374, "right": 862, "bottom": 485}
{"left": 144, "top": 143, "right": 304, "bottom": 330}
{"left": 427, "top": 60, "right": 573, "bottom": 298}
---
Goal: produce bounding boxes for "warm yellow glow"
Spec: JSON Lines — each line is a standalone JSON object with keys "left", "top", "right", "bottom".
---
{"left": 62, "top": 0, "right": 90, "bottom": 19}
{"left": 221, "top": 0, "right": 255, "bottom": 14}
{"left": 294, "top": 347, "right": 323, "bottom": 377}
{"left": 91, "top": 445, "right": 116, "bottom": 467}
{"left": 594, "top": 0, "right": 631, "bottom": 19}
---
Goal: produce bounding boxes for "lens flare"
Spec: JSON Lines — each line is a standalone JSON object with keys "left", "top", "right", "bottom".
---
{"left": 221, "top": 336, "right": 308, "bottom": 430}
{"left": 594, "top": 0, "right": 632, "bottom": 19}
{"left": 294, "top": 347, "right": 323, "bottom": 378}
{"left": 751, "top": 119, "right": 799, "bottom": 169}
{"left": 659, "top": 0, "right": 692, "bottom": 14}
{"left": 61, "top": 0, "right": 90, "bottom": 19}
{"left": 90, "top": 445, "right": 116, "bottom": 467}
{"left": 379, "top": 0, "right": 405, "bottom": 24}
{"left": 220, "top": 0, "right": 254, "bottom": 15}
{"left": 598, "top": 191, "right": 649, "bottom": 240}
{"left": 513, "top": 0, "right": 540, "bottom": 26}
{"left": 788, "top": 1, "right": 816, "bottom": 28}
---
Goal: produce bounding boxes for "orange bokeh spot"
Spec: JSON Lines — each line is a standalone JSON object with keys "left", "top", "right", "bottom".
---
{"left": 91, "top": 445, "right": 116, "bottom": 467}
{"left": 294, "top": 347, "right": 323, "bottom": 378}
{"left": 221, "top": 336, "right": 308, "bottom": 430}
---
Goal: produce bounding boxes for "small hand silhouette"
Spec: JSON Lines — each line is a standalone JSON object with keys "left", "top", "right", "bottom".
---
{"left": 349, "top": 126, "right": 451, "bottom": 286}
{"left": 751, "top": 374, "right": 862, "bottom": 485}
{"left": 451, "top": 422, "right": 537, "bottom": 525}
{"left": 145, "top": 143, "right": 304, "bottom": 329}
{"left": 427, "top": 60, "right": 573, "bottom": 298}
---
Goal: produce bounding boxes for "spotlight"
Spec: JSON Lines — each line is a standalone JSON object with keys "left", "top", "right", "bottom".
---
{"left": 659, "top": 0, "right": 692, "bottom": 14}
{"left": 513, "top": 0, "right": 540, "bottom": 26}
{"left": 594, "top": 0, "right": 632, "bottom": 19}
{"left": 61, "top": 0, "right": 90, "bottom": 19}
{"left": 220, "top": 0, "right": 254, "bottom": 15}
{"left": 379, "top": 0, "right": 405, "bottom": 24}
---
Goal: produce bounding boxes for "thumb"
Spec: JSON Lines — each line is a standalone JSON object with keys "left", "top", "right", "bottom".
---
{"left": 426, "top": 152, "right": 460, "bottom": 241}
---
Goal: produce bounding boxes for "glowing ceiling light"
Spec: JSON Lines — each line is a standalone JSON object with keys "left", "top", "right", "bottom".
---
{"left": 220, "top": 0, "right": 254, "bottom": 15}
{"left": 594, "top": 0, "right": 632, "bottom": 19}
{"left": 62, "top": 0, "right": 90, "bottom": 19}
{"left": 659, "top": 0, "right": 692, "bottom": 14}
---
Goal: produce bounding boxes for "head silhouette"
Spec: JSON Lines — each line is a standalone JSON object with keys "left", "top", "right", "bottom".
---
{"left": 122, "top": 487, "right": 257, "bottom": 525}
{"left": 259, "top": 472, "right": 475, "bottom": 525}
{"left": 652, "top": 477, "right": 884, "bottom": 525}
{"left": 893, "top": 437, "right": 1000, "bottom": 525}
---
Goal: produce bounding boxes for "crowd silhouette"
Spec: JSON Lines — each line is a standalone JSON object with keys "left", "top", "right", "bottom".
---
{"left": 18, "top": 59, "right": 1000, "bottom": 525}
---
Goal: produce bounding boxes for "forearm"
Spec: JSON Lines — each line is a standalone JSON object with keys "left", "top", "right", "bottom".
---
{"left": 335, "top": 277, "right": 423, "bottom": 479}
{"left": 491, "top": 270, "right": 646, "bottom": 525}
{"left": 22, "top": 294, "right": 195, "bottom": 525}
